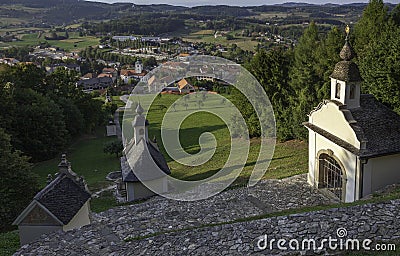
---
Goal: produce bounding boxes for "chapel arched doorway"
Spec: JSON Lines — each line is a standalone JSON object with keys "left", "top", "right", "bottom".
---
{"left": 318, "top": 153, "right": 346, "bottom": 201}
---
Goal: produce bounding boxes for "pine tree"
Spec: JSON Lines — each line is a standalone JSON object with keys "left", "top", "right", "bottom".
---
{"left": 358, "top": 21, "right": 400, "bottom": 114}
{"left": 315, "top": 26, "right": 345, "bottom": 100}
{"left": 246, "top": 47, "right": 294, "bottom": 140}
{"left": 354, "top": 0, "right": 388, "bottom": 55}
{"left": 288, "top": 22, "right": 322, "bottom": 139}
{"left": 391, "top": 4, "right": 400, "bottom": 25}
{"left": 0, "top": 128, "right": 39, "bottom": 231}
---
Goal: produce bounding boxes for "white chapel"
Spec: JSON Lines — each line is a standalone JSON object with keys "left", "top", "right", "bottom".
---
{"left": 304, "top": 27, "right": 400, "bottom": 202}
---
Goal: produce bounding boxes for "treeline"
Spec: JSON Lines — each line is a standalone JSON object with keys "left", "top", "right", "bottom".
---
{"left": 0, "top": 64, "right": 113, "bottom": 162}
{"left": 236, "top": 0, "right": 400, "bottom": 141}
{"left": 0, "top": 63, "right": 117, "bottom": 231}
{"left": 189, "top": 6, "right": 252, "bottom": 17}
{"left": 82, "top": 14, "right": 185, "bottom": 35}
{"left": 80, "top": 47, "right": 138, "bottom": 65}
{"left": 0, "top": 46, "right": 32, "bottom": 62}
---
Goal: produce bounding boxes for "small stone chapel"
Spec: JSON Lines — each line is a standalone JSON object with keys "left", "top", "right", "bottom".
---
{"left": 13, "top": 155, "right": 91, "bottom": 245}
{"left": 304, "top": 26, "right": 400, "bottom": 202}
{"left": 118, "top": 104, "right": 171, "bottom": 202}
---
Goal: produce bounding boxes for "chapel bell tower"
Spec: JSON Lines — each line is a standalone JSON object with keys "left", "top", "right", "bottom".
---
{"left": 132, "top": 103, "right": 149, "bottom": 144}
{"left": 329, "top": 25, "right": 362, "bottom": 109}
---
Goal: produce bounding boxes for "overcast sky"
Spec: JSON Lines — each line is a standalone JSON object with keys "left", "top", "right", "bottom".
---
{"left": 86, "top": 0, "right": 400, "bottom": 7}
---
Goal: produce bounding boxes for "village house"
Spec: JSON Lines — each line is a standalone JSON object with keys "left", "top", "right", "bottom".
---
{"left": 97, "top": 67, "right": 118, "bottom": 83}
{"left": 102, "top": 67, "right": 118, "bottom": 78}
{"left": 0, "top": 58, "right": 20, "bottom": 66}
{"left": 112, "top": 35, "right": 137, "bottom": 41}
{"left": 178, "top": 53, "right": 190, "bottom": 61}
{"left": 161, "top": 86, "right": 180, "bottom": 94}
{"left": 81, "top": 72, "right": 95, "bottom": 80}
{"left": 13, "top": 155, "right": 91, "bottom": 245}
{"left": 304, "top": 27, "right": 400, "bottom": 202}
{"left": 177, "top": 78, "right": 195, "bottom": 94}
{"left": 76, "top": 77, "right": 113, "bottom": 93}
{"left": 118, "top": 104, "right": 170, "bottom": 202}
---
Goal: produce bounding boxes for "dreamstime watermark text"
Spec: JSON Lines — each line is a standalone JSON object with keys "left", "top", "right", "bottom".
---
{"left": 256, "top": 228, "right": 396, "bottom": 252}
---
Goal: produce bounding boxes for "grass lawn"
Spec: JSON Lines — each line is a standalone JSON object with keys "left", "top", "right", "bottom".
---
{"left": 32, "top": 127, "right": 120, "bottom": 192}
{"left": 183, "top": 32, "right": 259, "bottom": 52}
{"left": 0, "top": 230, "right": 20, "bottom": 256}
{"left": 112, "top": 96, "right": 126, "bottom": 108}
{"left": 124, "top": 93, "right": 308, "bottom": 186}
{"left": 30, "top": 92, "right": 308, "bottom": 214}
{"left": 2, "top": 32, "right": 99, "bottom": 51}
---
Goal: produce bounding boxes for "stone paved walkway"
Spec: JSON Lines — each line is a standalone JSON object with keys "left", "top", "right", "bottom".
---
{"left": 96, "top": 174, "right": 333, "bottom": 241}
{"left": 15, "top": 174, "right": 338, "bottom": 255}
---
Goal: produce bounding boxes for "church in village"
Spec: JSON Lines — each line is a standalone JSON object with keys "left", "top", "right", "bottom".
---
{"left": 304, "top": 27, "right": 400, "bottom": 202}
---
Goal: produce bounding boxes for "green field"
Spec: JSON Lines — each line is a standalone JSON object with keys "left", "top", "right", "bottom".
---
{"left": 33, "top": 93, "right": 308, "bottom": 193}
{"left": 0, "top": 230, "right": 19, "bottom": 256}
{"left": 123, "top": 93, "right": 308, "bottom": 185}
{"left": 28, "top": 93, "right": 308, "bottom": 214}
{"left": 32, "top": 127, "right": 120, "bottom": 191}
{"left": 1, "top": 32, "right": 99, "bottom": 51}
{"left": 183, "top": 30, "right": 259, "bottom": 52}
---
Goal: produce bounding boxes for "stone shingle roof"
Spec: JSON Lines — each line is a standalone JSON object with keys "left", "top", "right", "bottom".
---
{"left": 122, "top": 139, "right": 171, "bottom": 182}
{"left": 330, "top": 38, "right": 362, "bottom": 83}
{"left": 330, "top": 61, "right": 362, "bottom": 82}
{"left": 350, "top": 94, "right": 400, "bottom": 158}
{"left": 339, "top": 40, "right": 356, "bottom": 61}
{"left": 34, "top": 173, "right": 91, "bottom": 225}
{"left": 305, "top": 94, "right": 400, "bottom": 159}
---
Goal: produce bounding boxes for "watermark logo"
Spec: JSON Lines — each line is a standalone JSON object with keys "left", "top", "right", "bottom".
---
{"left": 256, "top": 227, "right": 396, "bottom": 252}
{"left": 336, "top": 227, "right": 347, "bottom": 238}
{"left": 122, "top": 55, "right": 276, "bottom": 201}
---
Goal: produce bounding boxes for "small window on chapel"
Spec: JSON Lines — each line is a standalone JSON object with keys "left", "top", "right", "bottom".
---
{"left": 350, "top": 84, "right": 355, "bottom": 99}
{"left": 335, "top": 83, "right": 341, "bottom": 99}
{"left": 139, "top": 129, "right": 144, "bottom": 135}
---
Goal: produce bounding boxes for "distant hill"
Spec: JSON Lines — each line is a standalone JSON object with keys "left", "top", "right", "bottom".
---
{"left": 0, "top": 0, "right": 396, "bottom": 27}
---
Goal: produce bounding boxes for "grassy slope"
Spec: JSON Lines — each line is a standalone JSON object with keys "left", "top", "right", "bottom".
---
{"left": 2, "top": 32, "right": 99, "bottom": 51}
{"left": 183, "top": 30, "right": 259, "bottom": 52}
{"left": 126, "top": 93, "right": 308, "bottom": 185}
{"left": 0, "top": 230, "right": 19, "bottom": 256}
{"left": 32, "top": 127, "right": 120, "bottom": 191}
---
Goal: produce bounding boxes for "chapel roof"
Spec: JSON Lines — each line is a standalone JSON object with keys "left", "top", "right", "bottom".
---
{"left": 33, "top": 173, "right": 91, "bottom": 224}
{"left": 330, "top": 27, "right": 362, "bottom": 83}
{"left": 305, "top": 94, "right": 400, "bottom": 159}
{"left": 330, "top": 61, "right": 362, "bottom": 82}
{"left": 132, "top": 104, "right": 149, "bottom": 127}
{"left": 121, "top": 139, "right": 171, "bottom": 182}
{"left": 13, "top": 155, "right": 91, "bottom": 226}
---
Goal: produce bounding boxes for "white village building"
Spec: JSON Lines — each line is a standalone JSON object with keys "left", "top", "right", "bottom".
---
{"left": 304, "top": 31, "right": 400, "bottom": 202}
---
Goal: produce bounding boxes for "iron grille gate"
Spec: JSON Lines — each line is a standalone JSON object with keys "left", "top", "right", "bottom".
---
{"left": 319, "top": 155, "right": 343, "bottom": 200}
